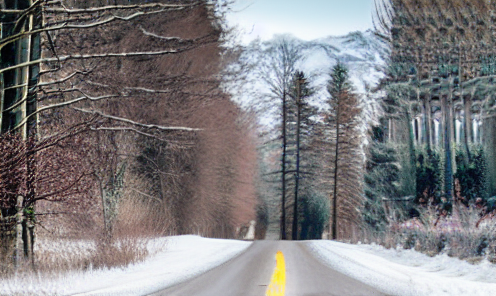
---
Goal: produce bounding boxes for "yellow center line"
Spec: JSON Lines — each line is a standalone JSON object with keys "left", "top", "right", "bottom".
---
{"left": 266, "top": 251, "right": 286, "bottom": 296}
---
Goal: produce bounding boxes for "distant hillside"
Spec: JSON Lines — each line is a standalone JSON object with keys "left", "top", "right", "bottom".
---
{"left": 227, "top": 30, "right": 388, "bottom": 126}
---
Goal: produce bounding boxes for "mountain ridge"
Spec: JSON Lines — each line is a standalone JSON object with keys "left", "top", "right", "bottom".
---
{"left": 227, "top": 29, "right": 388, "bottom": 126}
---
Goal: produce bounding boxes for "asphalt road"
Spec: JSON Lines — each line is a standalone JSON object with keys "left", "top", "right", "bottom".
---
{"left": 149, "top": 240, "right": 387, "bottom": 296}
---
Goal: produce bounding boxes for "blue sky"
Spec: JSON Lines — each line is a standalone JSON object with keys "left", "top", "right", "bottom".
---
{"left": 227, "top": 0, "right": 376, "bottom": 43}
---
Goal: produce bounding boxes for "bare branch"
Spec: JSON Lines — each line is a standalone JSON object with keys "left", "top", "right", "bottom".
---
{"left": 0, "top": 6, "right": 185, "bottom": 49}
{"left": 129, "top": 188, "right": 163, "bottom": 204}
{"left": 74, "top": 108, "right": 202, "bottom": 132}
{"left": 138, "top": 25, "right": 185, "bottom": 42}
{"left": 0, "top": 49, "right": 183, "bottom": 74}
{"left": 46, "top": 2, "right": 200, "bottom": 14}
{"left": 38, "top": 68, "right": 95, "bottom": 87}
{"left": 31, "top": 173, "right": 90, "bottom": 204}
{"left": 91, "top": 127, "right": 177, "bottom": 144}
{"left": 10, "top": 92, "right": 119, "bottom": 131}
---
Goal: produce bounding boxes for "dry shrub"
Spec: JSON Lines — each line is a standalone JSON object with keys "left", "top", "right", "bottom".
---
{"left": 33, "top": 239, "right": 95, "bottom": 273}
{"left": 90, "top": 237, "right": 148, "bottom": 270}
{"left": 27, "top": 186, "right": 171, "bottom": 274}
{"left": 114, "top": 193, "right": 173, "bottom": 238}
{"left": 361, "top": 205, "right": 496, "bottom": 263}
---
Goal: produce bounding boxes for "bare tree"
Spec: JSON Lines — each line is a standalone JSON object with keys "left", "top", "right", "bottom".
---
{"left": 257, "top": 36, "right": 301, "bottom": 240}
{"left": 1, "top": 0, "right": 258, "bottom": 270}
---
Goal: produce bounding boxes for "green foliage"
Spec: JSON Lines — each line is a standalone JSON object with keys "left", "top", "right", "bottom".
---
{"left": 299, "top": 190, "right": 329, "bottom": 240}
{"left": 415, "top": 148, "right": 442, "bottom": 204}
{"left": 363, "top": 125, "right": 401, "bottom": 230}
{"left": 454, "top": 145, "right": 487, "bottom": 203}
{"left": 327, "top": 62, "right": 352, "bottom": 98}
{"left": 23, "top": 206, "right": 35, "bottom": 223}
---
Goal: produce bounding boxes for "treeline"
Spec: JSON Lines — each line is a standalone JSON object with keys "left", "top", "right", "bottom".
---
{"left": 0, "top": 0, "right": 258, "bottom": 270}
{"left": 238, "top": 36, "right": 364, "bottom": 241}
{"left": 363, "top": 0, "right": 496, "bottom": 232}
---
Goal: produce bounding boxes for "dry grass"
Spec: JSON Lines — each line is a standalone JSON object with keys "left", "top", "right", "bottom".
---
{"left": 0, "top": 193, "right": 170, "bottom": 278}
{"left": 360, "top": 205, "right": 496, "bottom": 264}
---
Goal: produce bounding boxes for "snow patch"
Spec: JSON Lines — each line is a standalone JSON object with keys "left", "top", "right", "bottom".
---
{"left": 307, "top": 240, "right": 496, "bottom": 296}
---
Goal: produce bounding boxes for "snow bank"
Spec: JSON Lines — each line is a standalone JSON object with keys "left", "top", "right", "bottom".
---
{"left": 307, "top": 240, "right": 496, "bottom": 296}
{"left": 0, "top": 235, "right": 251, "bottom": 296}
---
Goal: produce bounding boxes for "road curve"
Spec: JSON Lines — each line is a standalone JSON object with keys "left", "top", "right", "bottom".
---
{"left": 148, "top": 240, "right": 386, "bottom": 296}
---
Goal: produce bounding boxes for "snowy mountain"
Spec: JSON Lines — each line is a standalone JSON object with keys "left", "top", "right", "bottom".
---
{"left": 227, "top": 29, "right": 389, "bottom": 126}
{"left": 299, "top": 30, "right": 387, "bottom": 90}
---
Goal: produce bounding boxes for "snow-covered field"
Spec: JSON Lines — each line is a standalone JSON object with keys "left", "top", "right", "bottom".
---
{"left": 0, "top": 235, "right": 251, "bottom": 296}
{"left": 309, "top": 240, "right": 496, "bottom": 296}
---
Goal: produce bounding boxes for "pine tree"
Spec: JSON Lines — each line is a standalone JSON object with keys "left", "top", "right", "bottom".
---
{"left": 364, "top": 124, "right": 401, "bottom": 230}
{"left": 286, "top": 71, "right": 316, "bottom": 239}
{"left": 325, "top": 62, "right": 363, "bottom": 240}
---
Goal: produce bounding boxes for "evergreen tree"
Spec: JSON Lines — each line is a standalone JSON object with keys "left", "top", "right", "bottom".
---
{"left": 454, "top": 146, "right": 487, "bottom": 204}
{"left": 325, "top": 62, "right": 363, "bottom": 240}
{"left": 364, "top": 124, "right": 401, "bottom": 230}
{"left": 286, "top": 71, "right": 317, "bottom": 239}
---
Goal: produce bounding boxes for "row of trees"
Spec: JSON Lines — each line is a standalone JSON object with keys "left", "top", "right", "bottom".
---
{"left": 363, "top": 0, "right": 496, "bottom": 230}
{"left": 1, "top": 0, "right": 258, "bottom": 270}
{"left": 247, "top": 37, "right": 363, "bottom": 240}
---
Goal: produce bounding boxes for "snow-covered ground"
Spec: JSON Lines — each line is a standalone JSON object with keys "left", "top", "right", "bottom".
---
{"left": 308, "top": 240, "right": 496, "bottom": 296}
{"left": 0, "top": 235, "right": 251, "bottom": 296}
{"left": 3, "top": 237, "right": 496, "bottom": 296}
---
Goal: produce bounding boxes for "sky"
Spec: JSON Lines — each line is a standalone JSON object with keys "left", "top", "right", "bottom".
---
{"left": 226, "top": 0, "right": 376, "bottom": 44}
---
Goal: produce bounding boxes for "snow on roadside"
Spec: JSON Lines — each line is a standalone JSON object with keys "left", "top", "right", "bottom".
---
{"left": 307, "top": 240, "right": 496, "bottom": 296}
{"left": 0, "top": 235, "right": 251, "bottom": 296}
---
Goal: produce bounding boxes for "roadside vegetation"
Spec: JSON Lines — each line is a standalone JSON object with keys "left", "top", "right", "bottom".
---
{"left": 360, "top": 0, "right": 496, "bottom": 262}
{"left": 0, "top": 0, "right": 258, "bottom": 277}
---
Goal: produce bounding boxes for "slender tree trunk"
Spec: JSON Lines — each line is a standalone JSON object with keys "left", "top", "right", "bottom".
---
{"left": 14, "top": 195, "right": 23, "bottom": 268}
{"left": 280, "top": 90, "right": 287, "bottom": 240}
{"left": 97, "top": 175, "right": 109, "bottom": 236}
{"left": 405, "top": 109, "right": 416, "bottom": 195}
{"left": 463, "top": 92, "right": 472, "bottom": 162}
{"left": 292, "top": 80, "right": 301, "bottom": 240}
{"left": 460, "top": 46, "right": 471, "bottom": 163}
{"left": 28, "top": 219, "right": 34, "bottom": 268}
{"left": 449, "top": 80, "right": 456, "bottom": 176}
{"left": 440, "top": 93, "right": 446, "bottom": 149}
{"left": 444, "top": 92, "right": 454, "bottom": 200}
{"left": 25, "top": 140, "right": 36, "bottom": 267}
{"left": 424, "top": 95, "right": 432, "bottom": 152}
{"left": 332, "top": 96, "right": 341, "bottom": 240}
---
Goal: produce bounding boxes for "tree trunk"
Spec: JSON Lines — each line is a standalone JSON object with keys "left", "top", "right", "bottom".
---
{"left": 97, "top": 175, "right": 109, "bottom": 237}
{"left": 291, "top": 80, "right": 301, "bottom": 241}
{"left": 405, "top": 109, "right": 416, "bottom": 196}
{"left": 14, "top": 195, "right": 23, "bottom": 268}
{"left": 280, "top": 90, "right": 287, "bottom": 240}
{"left": 460, "top": 46, "right": 471, "bottom": 163}
{"left": 444, "top": 93, "right": 454, "bottom": 200}
{"left": 423, "top": 95, "right": 432, "bottom": 152}
{"left": 331, "top": 95, "right": 341, "bottom": 241}
{"left": 463, "top": 92, "right": 472, "bottom": 161}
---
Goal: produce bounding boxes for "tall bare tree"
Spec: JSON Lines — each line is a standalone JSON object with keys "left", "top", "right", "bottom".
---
{"left": 258, "top": 36, "right": 301, "bottom": 240}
